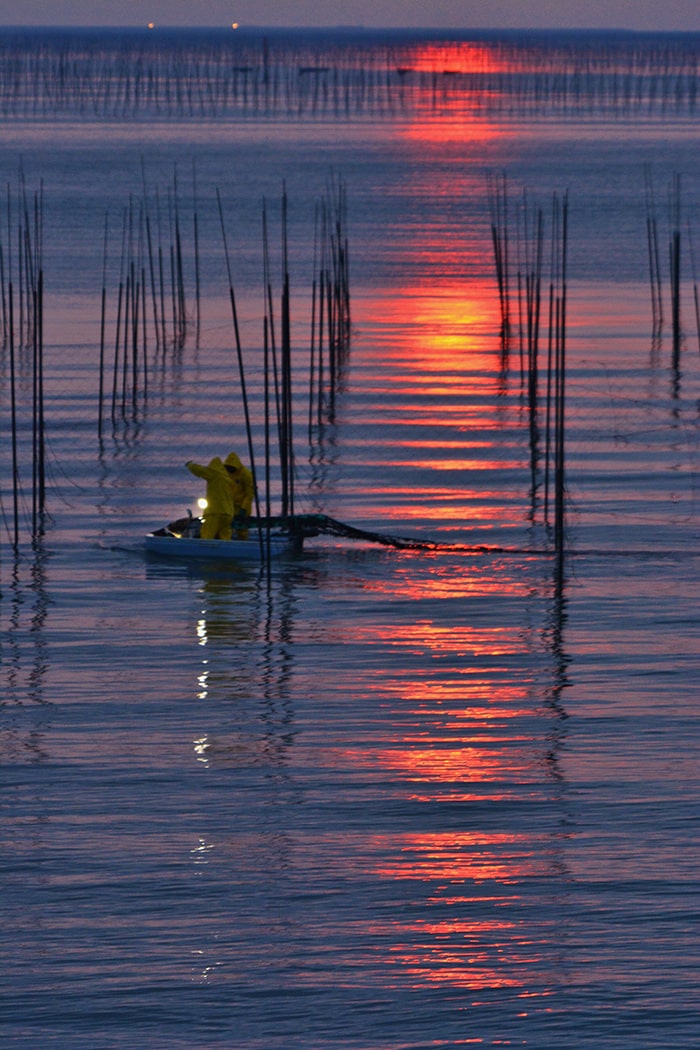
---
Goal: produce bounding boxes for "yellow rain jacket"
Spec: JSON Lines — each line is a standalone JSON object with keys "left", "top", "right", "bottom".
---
{"left": 223, "top": 451, "right": 254, "bottom": 519}
{"left": 186, "top": 453, "right": 255, "bottom": 540}
{"left": 186, "top": 456, "right": 235, "bottom": 540}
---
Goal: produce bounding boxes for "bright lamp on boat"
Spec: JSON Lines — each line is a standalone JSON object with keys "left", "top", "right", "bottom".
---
{"left": 197, "top": 498, "right": 208, "bottom": 511}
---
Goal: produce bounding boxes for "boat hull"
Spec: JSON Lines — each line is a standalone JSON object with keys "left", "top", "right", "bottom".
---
{"left": 145, "top": 532, "right": 293, "bottom": 562}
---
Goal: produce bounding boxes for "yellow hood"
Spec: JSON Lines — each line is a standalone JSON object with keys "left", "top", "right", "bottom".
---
{"left": 224, "top": 452, "right": 243, "bottom": 471}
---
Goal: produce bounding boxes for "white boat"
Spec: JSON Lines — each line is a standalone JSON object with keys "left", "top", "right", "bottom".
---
{"left": 145, "top": 511, "right": 426, "bottom": 564}
{"left": 145, "top": 515, "right": 299, "bottom": 562}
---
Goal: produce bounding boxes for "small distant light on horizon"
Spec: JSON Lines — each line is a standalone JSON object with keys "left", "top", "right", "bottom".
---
{"left": 232, "top": 22, "right": 240, "bottom": 30}
{"left": 147, "top": 22, "right": 155, "bottom": 29}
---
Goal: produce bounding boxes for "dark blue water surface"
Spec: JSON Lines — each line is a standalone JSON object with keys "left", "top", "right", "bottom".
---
{"left": 1, "top": 28, "right": 698, "bottom": 1050}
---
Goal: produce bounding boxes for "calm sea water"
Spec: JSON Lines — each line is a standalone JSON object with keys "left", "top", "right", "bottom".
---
{"left": 1, "top": 28, "right": 699, "bottom": 1049}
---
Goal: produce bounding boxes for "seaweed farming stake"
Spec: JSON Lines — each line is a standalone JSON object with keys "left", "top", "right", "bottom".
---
{"left": 216, "top": 188, "right": 264, "bottom": 556}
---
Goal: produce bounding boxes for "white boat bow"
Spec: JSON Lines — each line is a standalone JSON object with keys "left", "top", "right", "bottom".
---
{"left": 145, "top": 515, "right": 297, "bottom": 562}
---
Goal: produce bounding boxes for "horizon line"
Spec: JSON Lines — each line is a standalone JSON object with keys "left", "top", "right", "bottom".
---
{"left": 0, "top": 23, "right": 689, "bottom": 33}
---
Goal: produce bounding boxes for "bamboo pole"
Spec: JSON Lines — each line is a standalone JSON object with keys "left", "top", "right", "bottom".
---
{"left": 669, "top": 173, "right": 682, "bottom": 368}
{"left": 280, "top": 185, "right": 294, "bottom": 517}
{"left": 192, "top": 160, "right": 201, "bottom": 346}
{"left": 554, "top": 191, "right": 568, "bottom": 585}
{"left": 9, "top": 283, "right": 19, "bottom": 546}
{"left": 216, "top": 188, "right": 263, "bottom": 555}
{"left": 98, "top": 212, "right": 108, "bottom": 439}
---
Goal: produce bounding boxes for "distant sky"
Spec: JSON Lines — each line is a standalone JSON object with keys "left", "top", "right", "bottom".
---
{"left": 1, "top": 0, "right": 700, "bottom": 31}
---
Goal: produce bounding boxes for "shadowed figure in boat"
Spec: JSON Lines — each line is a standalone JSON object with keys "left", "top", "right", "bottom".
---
{"left": 186, "top": 452, "right": 254, "bottom": 540}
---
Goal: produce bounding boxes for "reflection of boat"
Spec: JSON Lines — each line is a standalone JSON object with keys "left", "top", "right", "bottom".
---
{"left": 145, "top": 515, "right": 299, "bottom": 562}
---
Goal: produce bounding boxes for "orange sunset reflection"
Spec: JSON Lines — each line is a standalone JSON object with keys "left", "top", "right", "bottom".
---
{"left": 358, "top": 278, "right": 503, "bottom": 412}
{"left": 306, "top": 552, "right": 566, "bottom": 993}
{"left": 394, "top": 40, "right": 507, "bottom": 141}
{"left": 309, "top": 65, "right": 565, "bottom": 993}
{"left": 339, "top": 735, "right": 544, "bottom": 795}
{"left": 406, "top": 41, "right": 506, "bottom": 77}
{"left": 338, "top": 617, "right": 532, "bottom": 655}
{"left": 367, "top": 280, "right": 499, "bottom": 368}
{"left": 348, "top": 276, "right": 523, "bottom": 531}
{"left": 371, "top": 830, "right": 560, "bottom": 990}
{"left": 376, "top": 831, "right": 543, "bottom": 884}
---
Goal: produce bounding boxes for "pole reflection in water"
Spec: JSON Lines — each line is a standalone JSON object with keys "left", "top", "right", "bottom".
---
{"left": 0, "top": 546, "right": 51, "bottom": 716}
{"left": 185, "top": 566, "right": 302, "bottom": 985}
{"left": 189, "top": 567, "right": 299, "bottom": 759}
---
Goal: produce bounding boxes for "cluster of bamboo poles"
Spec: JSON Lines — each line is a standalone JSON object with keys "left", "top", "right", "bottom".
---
{"left": 97, "top": 169, "right": 350, "bottom": 488}
{"left": 308, "top": 174, "right": 351, "bottom": 432}
{"left": 2, "top": 30, "right": 700, "bottom": 123}
{"left": 98, "top": 165, "right": 200, "bottom": 435}
{"left": 0, "top": 176, "right": 46, "bottom": 547}
{"left": 139, "top": 175, "right": 351, "bottom": 556}
{"left": 488, "top": 174, "right": 569, "bottom": 574}
{"left": 645, "top": 167, "right": 700, "bottom": 364}
{"left": 249, "top": 178, "right": 350, "bottom": 534}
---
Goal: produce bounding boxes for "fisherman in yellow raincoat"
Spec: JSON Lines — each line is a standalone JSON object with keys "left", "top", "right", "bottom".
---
{"left": 186, "top": 452, "right": 254, "bottom": 540}
{"left": 222, "top": 451, "right": 254, "bottom": 538}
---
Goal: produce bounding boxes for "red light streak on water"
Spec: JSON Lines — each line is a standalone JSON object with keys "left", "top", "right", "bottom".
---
{"left": 407, "top": 42, "right": 507, "bottom": 77}
{"left": 342, "top": 276, "right": 529, "bottom": 534}
{"left": 288, "top": 537, "right": 564, "bottom": 992}
{"left": 390, "top": 39, "right": 516, "bottom": 139}
{"left": 364, "top": 295, "right": 499, "bottom": 375}
{"left": 369, "top": 833, "right": 557, "bottom": 989}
